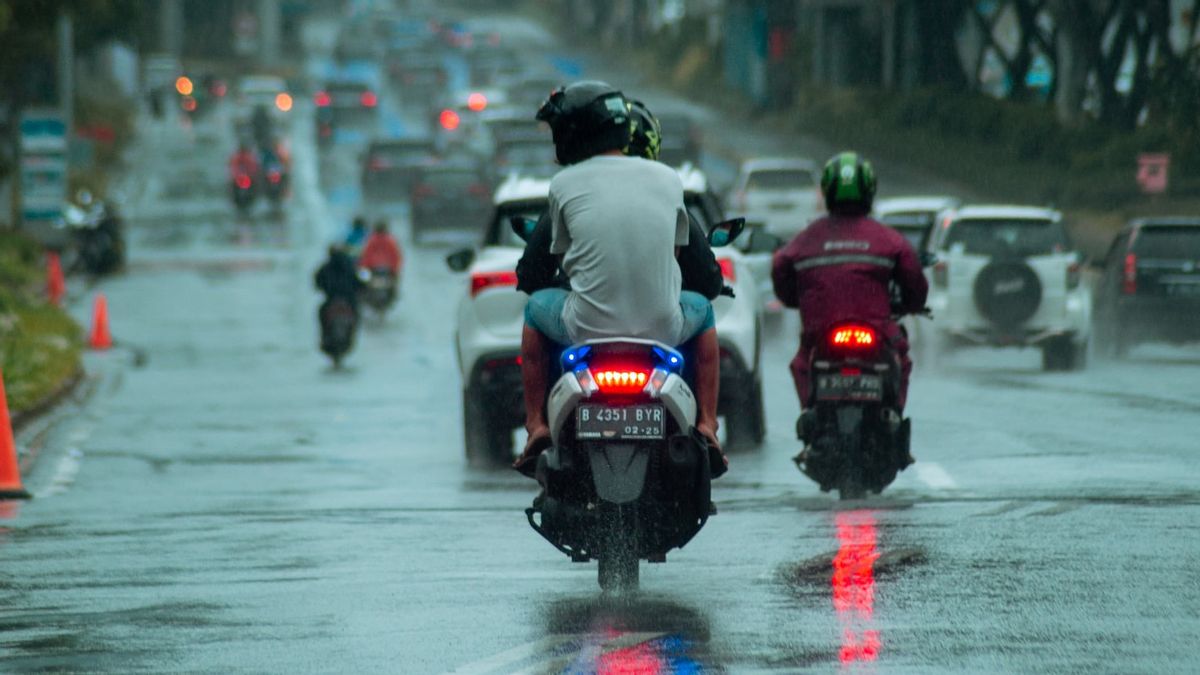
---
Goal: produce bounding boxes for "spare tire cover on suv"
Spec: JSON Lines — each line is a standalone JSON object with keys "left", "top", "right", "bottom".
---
{"left": 973, "top": 260, "right": 1042, "bottom": 329}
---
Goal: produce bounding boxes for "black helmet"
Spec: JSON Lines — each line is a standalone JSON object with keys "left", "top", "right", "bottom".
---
{"left": 536, "top": 80, "right": 631, "bottom": 165}
{"left": 820, "top": 151, "right": 877, "bottom": 215}
{"left": 625, "top": 99, "right": 661, "bottom": 161}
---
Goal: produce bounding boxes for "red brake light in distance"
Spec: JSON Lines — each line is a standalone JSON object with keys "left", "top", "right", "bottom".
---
{"left": 360, "top": 91, "right": 377, "bottom": 107}
{"left": 1123, "top": 253, "right": 1137, "bottom": 294}
{"left": 314, "top": 91, "right": 330, "bottom": 107}
{"left": 717, "top": 258, "right": 736, "bottom": 282}
{"left": 469, "top": 270, "right": 517, "bottom": 297}
{"left": 267, "top": 170, "right": 281, "bottom": 184}
{"left": 439, "top": 109, "right": 460, "bottom": 130}
{"left": 830, "top": 325, "right": 876, "bottom": 348}
{"left": 235, "top": 174, "right": 252, "bottom": 189}
{"left": 592, "top": 369, "right": 650, "bottom": 394}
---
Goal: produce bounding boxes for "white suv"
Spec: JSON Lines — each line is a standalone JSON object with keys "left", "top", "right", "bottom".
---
{"left": 926, "top": 205, "right": 1091, "bottom": 370}
{"left": 726, "top": 157, "right": 822, "bottom": 237}
{"left": 448, "top": 166, "right": 765, "bottom": 464}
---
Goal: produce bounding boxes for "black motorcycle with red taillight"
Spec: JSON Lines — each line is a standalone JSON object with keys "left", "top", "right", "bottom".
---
{"left": 795, "top": 320, "right": 914, "bottom": 500}
{"left": 231, "top": 173, "right": 256, "bottom": 217}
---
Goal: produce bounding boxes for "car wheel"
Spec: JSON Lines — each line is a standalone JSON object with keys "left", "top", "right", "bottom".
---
{"left": 724, "top": 375, "right": 765, "bottom": 452}
{"left": 462, "top": 388, "right": 513, "bottom": 467}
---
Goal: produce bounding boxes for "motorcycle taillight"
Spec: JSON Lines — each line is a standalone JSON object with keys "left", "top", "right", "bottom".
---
{"left": 829, "top": 324, "right": 877, "bottom": 349}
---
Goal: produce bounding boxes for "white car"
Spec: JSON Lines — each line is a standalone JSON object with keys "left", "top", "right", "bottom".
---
{"left": 925, "top": 205, "right": 1091, "bottom": 370}
{"left": 726, "top": 157, "right": 822, "bottom": 238}
{"left": 448, "top": 166, "right": 765, "bottom": 464}
{"left": 873, "top": 195, "right": 961, "bottom": 252}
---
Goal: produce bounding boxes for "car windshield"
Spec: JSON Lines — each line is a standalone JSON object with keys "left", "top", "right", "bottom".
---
{"left": 1133, "top": 226, "right": 1200, "bottom": 258}
{"left": 747, "top": 169, "right": 813, "bottom": 190}
{"left": 881, "top": 212, "right": 934, "bottom": 249}
{"left": 943, "top": 218, "right": 1070, "bottom": 255}
{"left": 328, "top": 83, "right": 369, "bottom": 104}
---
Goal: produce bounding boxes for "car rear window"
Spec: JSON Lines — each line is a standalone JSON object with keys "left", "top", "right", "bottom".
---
{"left": 372, "top": 143, "right": 432, "bottom": 162}
{"left": 328, "top": 83, "right": 369, "bottom": 102}
{"left": 423, "top": 169, "right": 483, "bottom": 192}
{"left": 747, "top": 169, "right": 814, "bottom": 190}
{"left": 943, "top": 218, "right": 1070, "bottom": 256}
{"left": 1133, "top": 226, "right": 1200, "bottom": 258}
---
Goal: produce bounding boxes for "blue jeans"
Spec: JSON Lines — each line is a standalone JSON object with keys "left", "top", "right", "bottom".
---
{"left": 524, "top": 288, "right": 715, "bottom": 346}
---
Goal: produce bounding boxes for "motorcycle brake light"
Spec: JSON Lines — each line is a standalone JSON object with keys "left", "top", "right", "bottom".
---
{"left": 469, "top": 270, "right": 517, "bottom": 297}
{"left": 360, "top": 91, "right": 378, "bottom": 107}
{"left": 235, "top": 174, "right": 252, "bottom": 189}
{"left": 717, "top": 258, "right": 736, "bottom": 282}
{"left": 267, "top": 171, "right": 281, "bottom": 184}
{"left": 830, "top": 325, "right": 876, "bottom": 348}
{"left": 591, "top": 369, "right": 650, "bottom": 394}
{"left": 841, "top": 367, "right": 862, "bottom": 376}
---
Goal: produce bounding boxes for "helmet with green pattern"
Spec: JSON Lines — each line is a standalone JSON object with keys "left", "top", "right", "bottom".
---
{"left": 820, "top": 151, "right": 877, "bottom": 216}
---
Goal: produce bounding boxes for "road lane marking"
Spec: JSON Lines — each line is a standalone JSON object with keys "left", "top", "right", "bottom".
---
{"left": 446, "top": 635, "right": 577, "bottom": 675}
{"left": 913, "top": 462, "right": 957, "bottom": 490}
{"left": 33, "top": 448, "right": 83, "bottom": 498}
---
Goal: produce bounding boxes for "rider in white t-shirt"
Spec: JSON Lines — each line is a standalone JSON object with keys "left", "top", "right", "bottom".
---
{"left": 513, "top": 81, "right": 722, "bottom": 476}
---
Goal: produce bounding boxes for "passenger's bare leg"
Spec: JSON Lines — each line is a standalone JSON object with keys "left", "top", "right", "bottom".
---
{"left": 515, "top": 324, "right": 551, "bottom": 465}
{"left": 693, "top": 327, "right": 723, "bottom": 454}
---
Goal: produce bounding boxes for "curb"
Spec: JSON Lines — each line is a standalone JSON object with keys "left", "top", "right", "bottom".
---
{"left": 11, "top": 366, "right": 85, "bottom": 435}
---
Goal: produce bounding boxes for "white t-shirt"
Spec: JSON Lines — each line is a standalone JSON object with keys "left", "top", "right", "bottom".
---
{"left": 549, "top": 155, "right": 690, "bottom": 343}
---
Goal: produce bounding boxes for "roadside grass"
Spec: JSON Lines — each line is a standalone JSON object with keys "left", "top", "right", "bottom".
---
{"left": 0, "top": 231, "right": 82, "bottom": 415}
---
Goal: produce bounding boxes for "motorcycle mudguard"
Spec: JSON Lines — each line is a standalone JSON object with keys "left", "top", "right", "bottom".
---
{"left": 589, "top": 444, "right": 649, "bottom": 505}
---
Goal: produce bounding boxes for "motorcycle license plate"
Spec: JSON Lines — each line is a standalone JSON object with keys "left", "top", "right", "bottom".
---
{"left": 816, "top": 374, "right": 883, "bottom": 401}
{"left": 576, "top": 404, "right": 665, "bottom": 440}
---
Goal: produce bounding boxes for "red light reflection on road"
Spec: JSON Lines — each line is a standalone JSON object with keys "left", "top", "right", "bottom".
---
{"left": 596, "top": 641, "right": 664, "bottom": 674}
{"left": 833, "top": 510, "right": 881, "bottom": 665}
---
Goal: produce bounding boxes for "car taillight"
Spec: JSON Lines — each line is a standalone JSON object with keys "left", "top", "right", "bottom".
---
{"left": 360, "top": 91, "right": 377, "bottom": 107}
{"left": 439, "top": 109, "right": 460, "bottom": 130}
{"left": 717, "top": 257, "right": 736, "bottom": 282}
{"left": 467, "top": 183, "right": 490, "bottom": 198}
{"left": 235, "top": 174, "right": 252, "bottom": 189}
{"left": 469, "top": 270, "right": 517, "bottom": 297}
{"left": 267, "top": 170, "right": 281, "bottom": 184}
{"left": 314, "top": 91, "right": 330, "bottom": 107}
{"left": 933, "top": 260, "right": 948, "bottom": 288}
{"left": 592, "top": 368, "right": 651, "bottom": 394}
{"left": 1123, "top": 253, "right": 1137, "bottom": 294}
{"left": 1067, "top": 261, "right": 1081, "bottom": 289}
{"left": 829, "top": 324, "right": 877, "bottom": 348}
{"left": 181, "top": 96, "right": 197, "bottom": 112}
{"left": 412, "top": 183, "right": 435, "bottom": 200}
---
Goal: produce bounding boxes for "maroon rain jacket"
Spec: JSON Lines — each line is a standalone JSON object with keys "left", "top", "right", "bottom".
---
{"left": 770, "top": 213, "right": 928, "bottom": 408}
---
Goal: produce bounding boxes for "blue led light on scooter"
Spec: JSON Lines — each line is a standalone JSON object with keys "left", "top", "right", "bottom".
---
{"left": 560, "top": 345, "right": 592, "bottom": 372}
{"left": 652, "top": 346, "right": 685, "bottom": 373}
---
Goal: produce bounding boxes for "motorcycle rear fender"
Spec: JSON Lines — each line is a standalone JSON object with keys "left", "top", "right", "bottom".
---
{"left": 548, "top": 372, "right": 585, "bottom": 446}
{"left": 589, "top": 443, "right": 649, "bottom": 504}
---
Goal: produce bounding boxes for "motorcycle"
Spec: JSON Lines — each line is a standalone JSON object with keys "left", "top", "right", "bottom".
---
{"left": 231, "top": 173, "right": 256, "bottom": 217}
{"left": 319, "top": 297, "right": 358, "bottom": 368}
{"left": 360, "top": 267, "right": 398, "bottom": 315}
{"left": 794, "top": 302, "right": 930, "bottom": 500}
{"left": 522, "top": 217, "right": 744, "bottom": 591}
{"left": 63, "top": 199, "right": 125, "bottom": 276}
{"left": 263, "top": 161, "right": 288, "bottom": 211}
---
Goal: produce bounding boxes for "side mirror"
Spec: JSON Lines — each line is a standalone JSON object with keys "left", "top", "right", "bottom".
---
{"left": 745, "top": 228, "right": 785, "bottom": 255}
{"left": 509, "top": 215, "right": 537, "bottom": 243}
{"left": 919, "top": 250, "right": 938, "bottom": 268}
{"left": 707, "top": 217, "right": 745, "bottom": 247}
{"left": 445, "top": 248, "right": 475, "bottom": 272}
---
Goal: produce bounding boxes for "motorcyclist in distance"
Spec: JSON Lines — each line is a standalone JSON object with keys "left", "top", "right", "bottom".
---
{"left": 512, "top": 81, "right": 723, "bottom": 475}
{"left": 315, "top": 244, "right": 364, "bottom": 315}
{"left": 770, "top": 152, "right": 928, "bottom": 456}
{"left": 229, "top": 142, "right": 260, "bottom": 185}
{"left": 358, "top": 220, "right": 403, "bottom": 281}
{"left": 343, "top": 217, "right": 369, "bottom": 257}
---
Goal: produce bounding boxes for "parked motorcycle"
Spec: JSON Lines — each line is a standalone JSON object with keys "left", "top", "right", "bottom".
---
{"left": 319, "top": 297, "right": 358, "bottom": 368}
{"left": 360, "top": 267, "right": 398, "bottom": 315}
{"left": 794, "top": 303, "right": 930, "bottom": 500}
{"left": 521, "top": 217, "right": 744, "bottom": 591}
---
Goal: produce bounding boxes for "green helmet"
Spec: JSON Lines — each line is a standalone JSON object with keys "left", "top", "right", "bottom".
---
{"left": 625, "top": 99, "right": 662, "bottom": 161}
{"left": 820, "top": 151, "right": 877, "bottom": 215}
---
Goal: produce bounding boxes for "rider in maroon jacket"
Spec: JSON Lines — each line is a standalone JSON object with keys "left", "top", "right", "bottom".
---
{"left": 771, "top": 152, "right": 928, "bottom": 431}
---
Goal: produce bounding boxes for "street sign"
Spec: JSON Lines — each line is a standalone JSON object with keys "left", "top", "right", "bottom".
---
{"left": 18, "top": 109, "right": 70, "bottom": 247}
{"left": 1137, "top": 153, "right": 1170, "bottom": 195}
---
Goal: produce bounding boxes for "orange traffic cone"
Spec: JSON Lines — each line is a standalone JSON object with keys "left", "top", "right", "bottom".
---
{"left": 89, "top": 293, "right": 113, "bottom": 350}
{"left": 0, "top": 369, "right": 31, "bottom": 500}
{"left": 46, "top": 252, "right": 65, "bottom": 306}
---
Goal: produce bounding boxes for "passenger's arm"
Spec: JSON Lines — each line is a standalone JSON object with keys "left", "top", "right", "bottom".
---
{"left": 771, "top": 246, "right": 800, "bottom": 309}
{"left": 516, "top": 214, "right": 559, "bottom": 295}
{"left": 678, "top": 216, "right": 724, "bottom": 300}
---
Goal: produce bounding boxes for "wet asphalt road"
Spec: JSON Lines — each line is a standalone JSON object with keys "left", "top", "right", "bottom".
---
{"left": 3, "top": 10, "right": 1200, "bottom": 674}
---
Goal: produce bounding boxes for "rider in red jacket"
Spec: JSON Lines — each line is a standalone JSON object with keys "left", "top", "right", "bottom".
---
{"left": 771, "top": 152, "right": 928, "bottom": 417}
{"left": 358, "top": 220, "right": 403, "bottom": 276}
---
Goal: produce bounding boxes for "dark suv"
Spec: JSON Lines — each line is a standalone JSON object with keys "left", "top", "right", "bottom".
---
{"left": 1095, "top": 217, "right": 1200, "bottom": 356}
